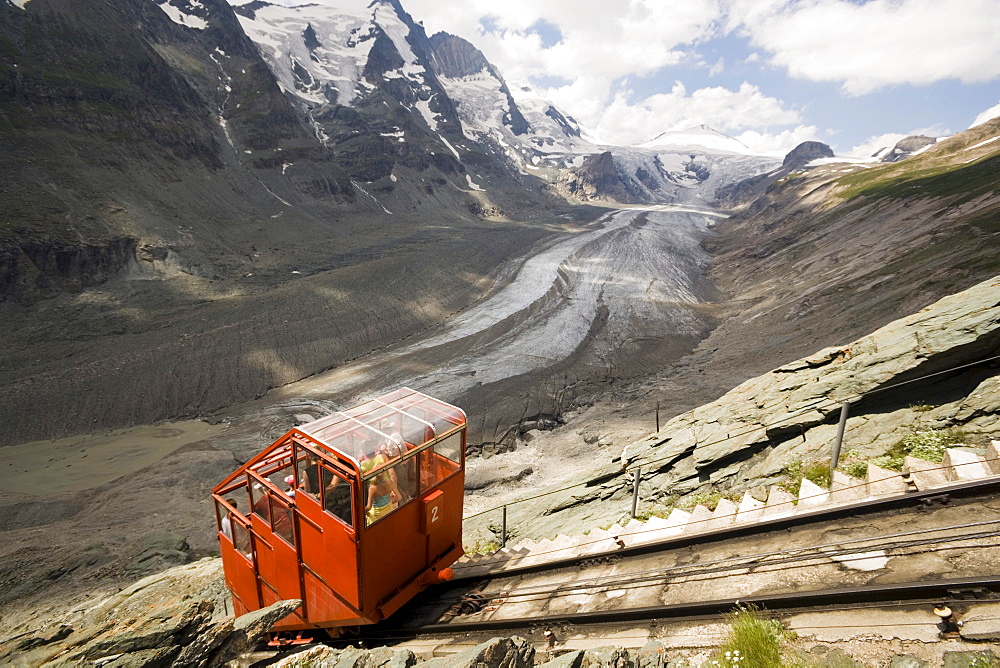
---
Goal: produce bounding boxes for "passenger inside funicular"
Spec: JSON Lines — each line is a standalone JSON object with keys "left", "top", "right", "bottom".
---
{"left": 354, "top": 429, "right": 403, "bottom": 525}
{"left": 322, "top": 467, "right": 352, "bottom": 525}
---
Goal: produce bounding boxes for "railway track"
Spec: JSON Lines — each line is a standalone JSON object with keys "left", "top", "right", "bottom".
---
{"left": 355, "top": 478, "right": 1000, "bottom": 655}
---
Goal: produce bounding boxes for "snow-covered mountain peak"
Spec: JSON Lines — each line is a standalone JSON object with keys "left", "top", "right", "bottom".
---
{"left": 424, "top": 32, "right": 599, "bottom": 169}
{"left": 507, "top": 83, "right": 604, "bottom": 147}
{"left": 231, "top": 0, "right": 424, "bottom": 108}
{"left": 640, "top": 125, "right": 754, "bottom": 155}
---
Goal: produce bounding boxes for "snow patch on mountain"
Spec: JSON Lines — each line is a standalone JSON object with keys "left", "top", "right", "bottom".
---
{"left": 414, "top": 97, "right": 439, "bottom": 132}
{"left": 438, "top": 134, "right": 460, "bottom": 159}
{"left": 158, "top": 0, "right": 209, "bottom": 30}
{"left": 965, "top": 135, "right": 1000, "bottom": 152}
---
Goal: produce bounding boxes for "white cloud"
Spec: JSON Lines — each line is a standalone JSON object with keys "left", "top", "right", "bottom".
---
{"left": 409, "top": 0, "right": 721, "bottom": 55}
{"left": 970, "top": 101, "right": 1000, "bottom": 128}
{"left": 590, "top": 81, "right": 803, "bottom": 146}
{"left": 404, "top": 0, "right": 720, "bottom": 99}
{"left": 727, "top": 0, "right": 1000, "bottom": 95}
{"left": 735, "top": 125, "right": 824, "bottom": 156}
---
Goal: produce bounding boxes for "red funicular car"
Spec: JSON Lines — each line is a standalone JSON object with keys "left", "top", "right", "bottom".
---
{"left": 212, "top": 388, "right": 466, "bottom": 634}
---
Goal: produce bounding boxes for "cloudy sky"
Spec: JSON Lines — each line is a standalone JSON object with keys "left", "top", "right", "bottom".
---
{"left": 258, "top": 0, "right": 1000, "bottom": 156}
{"left": 398, "top": 0, "right": 1000, "bottom": 156}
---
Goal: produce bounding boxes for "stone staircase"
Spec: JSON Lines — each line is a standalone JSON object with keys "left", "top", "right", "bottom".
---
{"left": 453, "top": 442, "right": 1000, "bottom": 580}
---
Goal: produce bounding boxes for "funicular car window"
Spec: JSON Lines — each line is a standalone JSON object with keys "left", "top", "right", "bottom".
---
{"left": 294, "top": 445, "right": 321, "bottom": 501}
{"left": 216, "top": 499, "right": 233, "bottom": 539}
{"left": 434, "top": 431, "right": 462, "bottom": 465}
{"left": 217, "top": 482, "right": 255, "bottom": 560}
{"left": 249, "top": 479, "right": 270, "bottom": 524}
{"left": 232, "top": 521, "right": 253, "bottom": 559}
{"left": 270, "top": 495, "right": 295, "bottom": 546}
{"left": 419, "top": 431, "right": 462, "bottom": 491}
{"left": 320, "top": 466, "right": 353, "bottom": 528}
{"left": 263, "top": 456, "right": 295, "bottom": 496}
{"left": 216, "top": 482, "right": 249, "bottom": 536}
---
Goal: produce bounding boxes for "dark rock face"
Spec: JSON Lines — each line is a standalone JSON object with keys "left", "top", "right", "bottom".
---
{"left": 428, "top": 31, "right": 491, "bottom": 78}
{"left": 685, "top": 157, "right": 710, "bottom": 181}
{"left": 0, "top": 0, "right": 220, "bottom": 166}
{"left": 718, "top": 140, "right": 833, "bottom": 209}
{"left": 544, "top": 105, "right": 582, "bottom": 138}
{"left": 126, "top": 530, "right": 194, "bottom": 576}
{"left": 782, "top": 140, "right": 834, "bottom": 168}
{"left": 564, "top": 151, "right": 636, "bottom": 202}
{"left": 5, "top": 237, "right": 137, "bottom": 303}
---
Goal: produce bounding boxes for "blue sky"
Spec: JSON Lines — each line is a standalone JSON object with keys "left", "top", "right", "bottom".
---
{"left": 402, "top": 0, "right": 1000, "bottom": 156}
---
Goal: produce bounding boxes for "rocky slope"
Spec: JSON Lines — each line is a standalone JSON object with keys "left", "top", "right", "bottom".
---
{"left": 0, "top": 558, "right": 298, "bottom": 667}
{"left": 467, "top": 271, "right": 1000, "bottom": 543}
{"left": 703, "top": 115, "right": 1000, "bottom": 382}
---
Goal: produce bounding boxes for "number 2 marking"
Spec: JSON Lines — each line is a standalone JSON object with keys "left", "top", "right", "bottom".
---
{"left": 431, "top": 506, "right": 440, "bottom": 523}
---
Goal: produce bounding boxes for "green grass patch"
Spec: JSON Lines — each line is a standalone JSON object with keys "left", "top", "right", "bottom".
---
{"left": 836, "top": 154, "right": 1000, "bottom": 204}
{"left": 713, "top": 605, "right": 795, "bottom": 668}
{"left": 870, "top": 454, "right": 905, "bottom": 471}
{"left": 464, "top": 538, "right": 500, "bottom": 555}
{"left": 782, "top": 458, "right": 831, "bottom": 494}
{"left": 896, "top": 429, "right": 967, "bottom": 462}
{"left": 842, "top": 461, "right": 869, "bottom": 479}
{"left": 682, "top": 490, "right": 740, "bottom": 511}
{"left": 837, "top": 428, "right": 969, "bottom": 480}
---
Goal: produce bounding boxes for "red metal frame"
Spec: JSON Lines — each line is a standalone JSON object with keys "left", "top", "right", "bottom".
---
{"left": 212, "top": 388, "right": 466, "bottom": 631}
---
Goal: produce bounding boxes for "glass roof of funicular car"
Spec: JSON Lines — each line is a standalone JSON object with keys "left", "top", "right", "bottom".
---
{"left": 298, "top": 387, "right": 466, "bottom": 467}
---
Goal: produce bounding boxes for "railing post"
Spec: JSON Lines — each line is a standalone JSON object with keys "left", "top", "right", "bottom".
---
{"left": 830, "top": 401, "right": 852, "bottom": 478}
{"left": 501, "top": 505, "right": 507, "bottom": 548}
{"left": 631, "top": 467, "right": 641, "bottom": 519}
